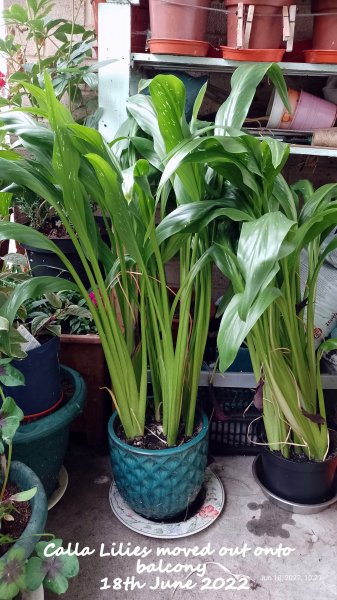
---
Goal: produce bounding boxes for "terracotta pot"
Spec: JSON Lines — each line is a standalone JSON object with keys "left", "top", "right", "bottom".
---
{"left": 149, "top": 0, "right": 211, "bottom": 42}
{"left": 221, "top": 46, "right": 285, "bottom": 61}
{"left": 59, "top": 334, "right": 112, "bottom": 453}
{"left": 91, "top": 0, "right": 149, "bottom": 53}
{"left": 149, "top": 38, "right": 210, "bottom": 55}
{"left": 312, "top": 0, "right": 337, "bottom": 50}
{"left": 225, "top": 0, "right": 293, "bottom": 50}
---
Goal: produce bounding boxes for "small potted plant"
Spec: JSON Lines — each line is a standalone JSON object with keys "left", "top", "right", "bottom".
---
{"left": 25, "top": 290, "right": 110, "bottom": 452}
{"left": 0, "top": 365, "right": 48, "bottom": 588}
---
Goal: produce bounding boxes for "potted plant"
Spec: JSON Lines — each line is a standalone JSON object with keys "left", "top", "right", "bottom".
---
{"left": 25, "top": 289, "right": 111, "bottom": 452}
{"left": 0, "top": 75, "right": 212, "bottom": 520}
{"left": 0, "top": 273, "right": 87, "bottom": 498}
{"left": 148, "top": 0, "right": 212, "bottom": 56}
{"left": 224, "top": 0, "right": 293, "bottom": 60}
{"left": 0, "top": 366, "right": 48, "bottom": 592}
{"left": 147, "top": 62, "right": 337, "bottom": 506}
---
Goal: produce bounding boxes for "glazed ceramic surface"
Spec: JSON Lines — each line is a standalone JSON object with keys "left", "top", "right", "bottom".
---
{"left": 109, "top": 467, "right": 225, "bottom": 538}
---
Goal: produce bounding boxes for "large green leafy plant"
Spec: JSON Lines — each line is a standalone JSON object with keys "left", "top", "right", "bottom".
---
{"left": 0, "top": 0, "right": 99, "bottom": 123}
{"left": 127, "top": 65, "right": 337, "bottom": 461}
{"left": 0, "top": 73, "right": 217, "bottom": 446}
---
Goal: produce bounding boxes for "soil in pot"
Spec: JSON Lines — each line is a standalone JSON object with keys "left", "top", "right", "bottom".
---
{"left": 0, "top": 483, "right": 32, "bottom": 557}
{"left": 259, "top": 430, "right": 337, "bottom": 504}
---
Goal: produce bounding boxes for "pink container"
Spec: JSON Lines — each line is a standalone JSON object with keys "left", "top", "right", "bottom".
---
{"left": 149, "top": 0, "right": 211, "bottom": 41}
{"left": 268, "top": 88, "right": 337, "bottom": 130}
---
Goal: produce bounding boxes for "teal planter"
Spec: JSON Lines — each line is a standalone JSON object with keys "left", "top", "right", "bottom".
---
{"left": 108, "top": 411, "right": 209, "bottom": 519}
{"left": 2, "top": 461, "right": 48, "bottom": 559}
{"left": 12, "top": 366, "right": 86, "bottom": 498}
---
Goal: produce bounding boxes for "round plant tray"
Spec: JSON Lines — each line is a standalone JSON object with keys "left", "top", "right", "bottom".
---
{"left": 149, "top": 39, "right": 210, "bottom": 56}
{"left": 220, "top": 46, "right": 285, "bottom": 62}
{"left": 304, "top": 49, "right": 337, "bottom": 64}
{"left": 48, "top": 466, "right": 69, "bottom": 510}
{"left": 109, "top": 467, "right": 225, "bottom": 539}
{"left": 252, "top": 454, "right": 337, "bottom": 514}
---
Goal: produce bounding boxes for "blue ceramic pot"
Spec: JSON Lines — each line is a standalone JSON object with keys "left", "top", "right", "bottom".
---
{"left": 108, "top": 411, "right": 209, "bottom": 519}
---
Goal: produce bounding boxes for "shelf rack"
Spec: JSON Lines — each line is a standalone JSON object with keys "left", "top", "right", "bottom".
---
{"left": 131, "top": 53, "right": 337, "bottom": 77}
{"left": 98, "top": 3, "right": 337, "bottom": 154}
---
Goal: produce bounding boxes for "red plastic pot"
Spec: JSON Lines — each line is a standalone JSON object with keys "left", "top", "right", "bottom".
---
{"left": 312, "top": 0, "right": 337, "bottom": 50}
{"left": 149, "top": 0, "right": 211, "bottom": 43}
{"left": 225, "top": 0, "right": 292, "bottom": 50}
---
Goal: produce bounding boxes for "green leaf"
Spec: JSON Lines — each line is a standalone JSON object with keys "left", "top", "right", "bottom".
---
{"left": 237, "top": 212, "right": 295, "bottom": 320}
{"left": 25, "top": 556, "right": 45, "bottom": 591}
{"left": 9, "top": 487, "right": 37, "bottom": 502}
{"left": 215, "top": 62, "right": 289, "bottom": 133}
{"left": 0, "top": 396, "right": 24, "bottom": 443}
{"left": 218, "top": 288, "right": 282, "bottom": 372}
{"left": 3, "top": 4, "right": 28, "bottom": 23}
{"left": 156, "top": 201, "right": 252, "bottom": 245}
{"left": 0, "top": 363, "right": 25, "bottom": 387}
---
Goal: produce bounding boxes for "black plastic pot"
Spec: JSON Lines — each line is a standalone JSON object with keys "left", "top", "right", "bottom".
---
{"left": 25, "top": 238, "right": 91, "bottom": 289}
{"left": 2, "top": 336, "right": 61, "bottom": 418}
{"left": 260, "top": 443, "right": 337, "bottom": 504}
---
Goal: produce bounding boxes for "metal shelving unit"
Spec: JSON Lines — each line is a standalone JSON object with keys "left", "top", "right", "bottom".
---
{"left": 131, "top": 53, "right": 337, "bottom": 77}
{"left": 98, "top": 3, "right": 337, "bottom": 153}
{"left": 198, "top": 371, "right": 337, "bottom": 389}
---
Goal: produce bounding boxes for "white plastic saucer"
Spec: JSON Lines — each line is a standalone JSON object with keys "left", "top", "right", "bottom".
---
{"left": 109, "top": 467, "right": 225, "bottom": 539}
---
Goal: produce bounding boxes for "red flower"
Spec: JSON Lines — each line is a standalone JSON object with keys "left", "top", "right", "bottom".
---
{"left": 0, "top": 72, "right": 6, "bottom": 89}
{"left": 198, "top": 504, "right": 220, "bottom": 518}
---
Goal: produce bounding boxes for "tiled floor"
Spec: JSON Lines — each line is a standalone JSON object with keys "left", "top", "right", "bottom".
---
{"left": 46, "top": 438, "right": 337, "bottom": 600}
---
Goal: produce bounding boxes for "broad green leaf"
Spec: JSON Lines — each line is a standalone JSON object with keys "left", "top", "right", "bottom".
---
{"left": 218, "top": 288, "right": 282, "bottom": 372}
{"left": 237, "top": 212, "right": 295, "bottom": 320}
{"left": 9, "top": 487, "right": 37, "bottom": 502}
{"left": 156, "top": 201, "right": 252, "bottom": 245}
{"left": 149, "top": 74, "right": 188, "bottom": 152}
{"left": 0, "top": 363, "right": 25, "bottom": 387}
{"left": 215, "top": 62, "right": 289, "bottom": 133}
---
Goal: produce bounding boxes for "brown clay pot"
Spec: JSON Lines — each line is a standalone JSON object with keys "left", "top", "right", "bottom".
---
{"left": 312, "top": 0, "right": 337, "bottom": 50}
{"left": 60, "top": 334, "right": 112, "bottom": 452}
{"left": 225, "top": 0, "right": 293, "bottom": 50}
{"left": 149, "top": 0, "right": 211, "bottom": 42}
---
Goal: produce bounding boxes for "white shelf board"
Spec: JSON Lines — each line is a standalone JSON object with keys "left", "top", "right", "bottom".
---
{"left": 199, "top": 371, "right": 337, "bottom": 389}
{"left": 131, "top": 53, "right": 337, "bottom": 76}
{"left": 289, "top": 145, "right": 337, "bottom": 157}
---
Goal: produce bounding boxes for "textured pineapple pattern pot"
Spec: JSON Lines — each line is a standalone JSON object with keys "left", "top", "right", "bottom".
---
{"left": 108, "top": 411, "right": 209, "bottom": 520}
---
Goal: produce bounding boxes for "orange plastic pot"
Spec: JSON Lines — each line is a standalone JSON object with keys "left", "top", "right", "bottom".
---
{"left": 305, "top": 49, "right": 337, "bottom": 63}
{"left": 312, "top": 0, "right": 337, "bottom": 50}
{"left": 149, "top": 0, "right": 211, "bottom": 42}
{"left": 225, "top": 0, "right": 292, "bottom": 50}
{"left": 220, "top": 46, "right": 285, "bottom": 62}
{"left": 149, "top": 38, "right": 210, "bottom": 55}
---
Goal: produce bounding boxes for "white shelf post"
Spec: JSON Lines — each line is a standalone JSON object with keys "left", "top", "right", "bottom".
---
{"left": 98, "top": 0, "right": 132, "bottom": 141}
